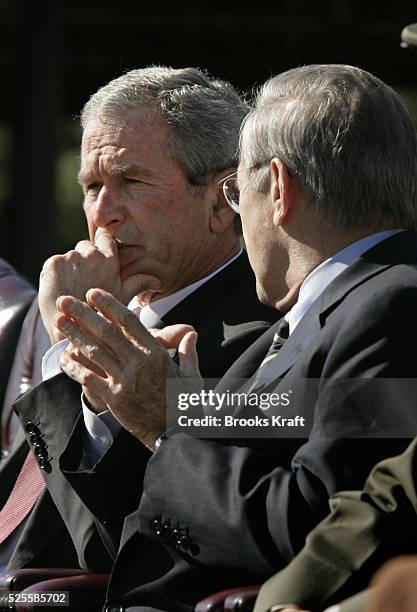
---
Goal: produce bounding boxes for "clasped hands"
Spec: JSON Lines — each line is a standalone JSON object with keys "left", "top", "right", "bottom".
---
{"left": 55, "top": 289, "right": 201, "bottom": 451}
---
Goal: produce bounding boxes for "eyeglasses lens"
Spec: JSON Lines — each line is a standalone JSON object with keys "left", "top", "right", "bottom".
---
{"left": 223, "top": 177, "right": 240, "bottom": 211}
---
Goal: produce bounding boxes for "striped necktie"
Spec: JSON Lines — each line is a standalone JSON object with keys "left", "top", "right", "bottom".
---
{"left": 245, "top": 318, "right": 290, "bottom": 394}
{"left": 0, "top": 450, "right": 45, "bottom": 543}
{"left": 260, "top": 317, "right": 290, "bottom": 367}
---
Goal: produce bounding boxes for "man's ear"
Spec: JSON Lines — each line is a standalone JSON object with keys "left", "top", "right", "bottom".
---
{"left": 208, "top": 168, "right": 238, "bottom": 234}
{"left": 271, "top": 158, "right": 292, "bottom": 227}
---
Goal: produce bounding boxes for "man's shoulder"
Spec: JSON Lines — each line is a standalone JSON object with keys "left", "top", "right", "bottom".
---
{"left": 0, "top": 258, "right": 35, "bottom": 306}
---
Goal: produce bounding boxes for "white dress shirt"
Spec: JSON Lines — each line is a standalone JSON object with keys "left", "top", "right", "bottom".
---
{"left": 287, "top": 229, "right": 403, "bottom": 335}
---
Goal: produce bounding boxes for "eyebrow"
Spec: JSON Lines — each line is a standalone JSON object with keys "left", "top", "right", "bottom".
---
{"left": 77, "top": 163, "right": 155, "bottom": 185}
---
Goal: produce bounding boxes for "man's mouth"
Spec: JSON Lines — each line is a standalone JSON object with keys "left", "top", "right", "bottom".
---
{"left": 117, "top": 244, "right": 143, "bottom": 269}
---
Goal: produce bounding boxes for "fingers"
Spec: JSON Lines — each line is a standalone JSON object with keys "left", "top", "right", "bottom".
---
{"left": 94, "top": 229, "right": 119, "bottom": 259}
{"left": 65, "top": 337, "right": 111, "bottom": 379}
{"left": 74, "top": 236, "right": 119, "bottom": 270}
{"left": 60, "top": 351, "right": 109, "bottom": 399}
{"left": 178, "top": 331, "right": 200, "bottom": 377}
{"left": 57, "top": 314, "right": 122, "bottom": 378}
{"left": 154, "top": 325, "right": 200, "bottom": 376}
{"left": 56, "top": 296, "right": 135, "bottom": 364}
{"left": 154, "top": 324, "right": 196, "bottom": 349}
{"left": 86, "top": 289, "right": 158, "bottom": 350}
{"left": 74, "top": 240, "right": 98, "bottom": 256}
{"left": 146, "top": 324, "right": 201, "bottom": 377}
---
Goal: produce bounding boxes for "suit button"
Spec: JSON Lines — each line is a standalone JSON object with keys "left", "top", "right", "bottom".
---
{"left": 151, "top": 519, "right": 162, "bottom": 535}
{"left": 33, "top": 444, "right": 47, "bottom": 458}
{"left": 29, "top": 433, "right": 39, "bottom": 445}
{"left": 162, "top": 520, "right": 172, "bottom": 538}
{"left": 38, "top": 456, "right": 49, "bottom": 470}
{"left": 172, "top": 528, "right": 181, "bottom": 540}
{"left": 25, "top": 421, "right": 40, "bottom": 435}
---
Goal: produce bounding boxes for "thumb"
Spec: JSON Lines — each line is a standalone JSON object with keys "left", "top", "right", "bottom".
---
{"left": 153, "top": 324, "right": 196, "bottom": 349}
{"left": 94, "top": 230, "right": 119, "bottom": 260}
{"left": 178, "top": 331, "right": 200, "bottom": 377}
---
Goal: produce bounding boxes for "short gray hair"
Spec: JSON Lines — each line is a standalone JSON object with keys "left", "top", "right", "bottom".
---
{"left": 240, "top": 64, "right": 417, "bottom": 231}
{"left": 81, "top": 66, "right": 247, "bottom": 185}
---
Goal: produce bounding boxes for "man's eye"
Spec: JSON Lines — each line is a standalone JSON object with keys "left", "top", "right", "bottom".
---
{"left": 86, "top": 182, "right": 102, "bottom": 193}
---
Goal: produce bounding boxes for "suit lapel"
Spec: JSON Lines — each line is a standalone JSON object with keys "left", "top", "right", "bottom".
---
{"left": 161, "top": 252, "right": 250, "bottom": 332}
{"left": 320, "top": 230, "right": 417, "bottom": 322}
{"left": 237, "top": 231, "right": 417, "bottom": 382}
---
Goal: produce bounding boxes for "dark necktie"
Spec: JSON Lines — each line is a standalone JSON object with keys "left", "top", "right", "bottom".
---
{"left": 246, "top": 318, "right": 290, "bottom": 394}
{"left": 260, "top": 317, "right": 290, "bottom": 367}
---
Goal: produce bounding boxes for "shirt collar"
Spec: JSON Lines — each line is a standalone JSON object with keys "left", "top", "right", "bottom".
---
{"left": 287, "top": 229, "right": 404, "bottom": 334}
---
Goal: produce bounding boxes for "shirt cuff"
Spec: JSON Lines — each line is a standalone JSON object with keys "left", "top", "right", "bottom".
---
{"left": 42, "top": 340, "right": 69, "bottom": 380}
{"left": 81, "top": 394, "right": 123, "bottom": 466}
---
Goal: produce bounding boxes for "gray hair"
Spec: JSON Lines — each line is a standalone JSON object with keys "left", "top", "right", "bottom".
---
{"left": 240, "top": 64, "right": 417, "bottom": 231}
{"left": 81, "top": 66, "right": 247, "bottom": 185}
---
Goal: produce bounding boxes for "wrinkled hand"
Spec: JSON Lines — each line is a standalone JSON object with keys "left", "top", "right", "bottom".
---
{"left": 367, "top": 555, "right": 417, "bottom": 612}
{"left": 55, "top": 288, "right": 201, "bottom": 450}
{"left": 39, "top": 230, "right": 161, "bottom": 344}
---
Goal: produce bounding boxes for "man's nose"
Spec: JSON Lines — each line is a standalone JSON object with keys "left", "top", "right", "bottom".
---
{"left": 92, "top": 185, "right": 126, "bottom": 229}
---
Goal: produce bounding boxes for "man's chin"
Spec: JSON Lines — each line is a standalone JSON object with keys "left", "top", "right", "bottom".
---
{"left": 136, "top": 287, "right": 162, "bottom": 306}
{"left": 121, "top": 270, "right": 163, "bottom": 305}
{"left": 256, "top": 282, "right": 274, "bottom": 308}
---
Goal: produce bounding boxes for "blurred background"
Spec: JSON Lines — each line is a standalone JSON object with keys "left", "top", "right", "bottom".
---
{"left": 0, "top": 0, "right": 416, "bottom": 285}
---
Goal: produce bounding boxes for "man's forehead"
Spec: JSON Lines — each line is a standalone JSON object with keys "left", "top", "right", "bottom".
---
{"left": 82, "top": 118, "right": 170, "bottom": 169}
{"left": 82, "top": 110, "right": 167, "bottom": 143}
{"left": 81, "top": 114, "right": 169, "bottom": 162}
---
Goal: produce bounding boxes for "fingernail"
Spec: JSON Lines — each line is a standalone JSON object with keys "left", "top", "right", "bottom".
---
{"left": 57, "top": 296, "right": 75, "bottom": 312}
{"left": 56, "top": 315, "right": 71, "bottom": 331}
{"left": 88, "top": 289, "right": 103, "bottom": 304}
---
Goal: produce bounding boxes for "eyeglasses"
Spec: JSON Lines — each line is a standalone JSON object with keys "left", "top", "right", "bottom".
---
{"left": 220, "top": 171, "right": 241, "bottom": 214}
{"left": 219, "top": 161, "right": 269, "bottom": 214}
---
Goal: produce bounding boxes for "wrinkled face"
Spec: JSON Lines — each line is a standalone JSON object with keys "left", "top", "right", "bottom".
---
{"left": 80, "top": 112, "right": 214, "bottom": 299}
{"left": 238, "top": 165, "right": 289, "bottom": 307}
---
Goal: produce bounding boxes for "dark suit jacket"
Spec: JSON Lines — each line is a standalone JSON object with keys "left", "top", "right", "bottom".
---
{"left": 16, "top": 233, "right": 417, "bottom": 610}
{"left": 12, "top": 252, "right": 279, "bottom": 571}
{"left": 254, "top": 437, "right": 417, "bottom": 612}
{"left": 79, "top": 230, "right": 417, "bottom": 612}
{"left": 0, "top": 258, "right": 35, "bottom": 434}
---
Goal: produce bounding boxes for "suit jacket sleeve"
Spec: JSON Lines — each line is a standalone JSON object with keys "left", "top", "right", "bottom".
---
{"left": 14, "top": 312, "right": 277, "bottom": 571}
{"left": 136, "top": 284, "right": 416, "bottom": 585}
{"left": 14, "top": 373, "right": 151, "bottom": 570}
{"left": 253, "top": 439, "right": 417, "bottom": 612}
